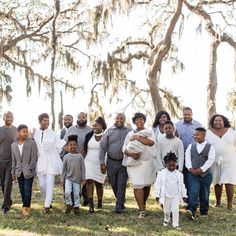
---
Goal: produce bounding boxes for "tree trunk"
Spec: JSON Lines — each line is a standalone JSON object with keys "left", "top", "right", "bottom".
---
{"left": 58, "top": 90, "right": 64, "bottom": 129}
{"left": 148, "top": 0, "right": 183, "bottom": 113}
{"left": 50, "top": 0, "right": 60, "bottom": 130}
{"left": 207, "top": 40, "right": 219, "bottom": 123}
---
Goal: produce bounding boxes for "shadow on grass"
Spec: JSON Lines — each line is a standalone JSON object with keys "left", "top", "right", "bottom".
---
{"left": 0, "top": 184, "right": 236, "bottom": 236}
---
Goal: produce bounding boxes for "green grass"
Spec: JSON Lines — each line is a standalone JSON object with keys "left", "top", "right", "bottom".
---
{"left": 0, "top": 181, "right": 236, "bottom": 236}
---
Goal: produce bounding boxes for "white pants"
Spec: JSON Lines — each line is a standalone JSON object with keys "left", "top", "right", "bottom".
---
{"left": 163, "top": 198, "right": 179, "bottom": 227}
{"left": 37, "top": 173, "right": 55, "bottom": 208}
{"left": 65, "top": 179, "right": 80, "bottom": 207}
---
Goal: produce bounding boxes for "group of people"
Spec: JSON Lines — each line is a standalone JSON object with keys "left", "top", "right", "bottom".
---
{"left": 0, "top": 108, "right": 235, "bottom": 230}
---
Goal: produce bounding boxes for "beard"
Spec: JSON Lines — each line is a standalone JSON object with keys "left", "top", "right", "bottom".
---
{"left": 77, "top": 120, "right": 87, "bottom": 128}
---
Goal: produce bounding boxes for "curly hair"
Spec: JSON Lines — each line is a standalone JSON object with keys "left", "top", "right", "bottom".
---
{"left": 132, "top": 112, "right": 146, "bottom": 124}
{"left": 209, "top": 114, "right": 231, "bottom": 128}
{"left": 163, "top": 152, "right": 178, "bottom": 164}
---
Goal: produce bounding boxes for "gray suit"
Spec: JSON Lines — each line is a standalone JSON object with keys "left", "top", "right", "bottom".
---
{"left": 11, "top": 139, "right": 38, "bottom": 179}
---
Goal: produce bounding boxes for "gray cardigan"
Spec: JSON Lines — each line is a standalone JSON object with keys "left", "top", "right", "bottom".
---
{"left": 11, "top": 138, "right": 38, "bottom": 179}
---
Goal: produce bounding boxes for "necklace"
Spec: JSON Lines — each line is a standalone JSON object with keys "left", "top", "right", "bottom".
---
{"left": 94, "top": 132, "right": 103, "bottom": 137}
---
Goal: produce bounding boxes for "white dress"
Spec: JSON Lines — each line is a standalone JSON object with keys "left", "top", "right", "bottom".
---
{"left": 123, "top": 129, "right": 156, "bottom": 189}
{"left": 85, "top": 135, "right": 105, "bottom": 184}
{"left": 206, "top": 128, "right": 236, "bottom": 185}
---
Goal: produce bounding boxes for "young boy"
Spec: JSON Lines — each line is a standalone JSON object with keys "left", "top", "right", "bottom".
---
{"left": 11, "top": 124, "right": 38, "bottom": 216}
{"left": 62, "top": 135, "right": 85, "bottom": 215}
{"left": 156, "top": 121, "right": 184, "bottom": 172}
{"left": 185, "top": 127, "right": 215, "bottom": 220}
{"left": 155, "top": 152, "right": 187, "bottom": 230}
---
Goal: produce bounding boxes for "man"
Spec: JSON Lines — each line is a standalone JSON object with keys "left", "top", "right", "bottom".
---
{"left": 175, "top": 107, "right": 203, "bottom": 151}
{"left": 64, "top": 112, "right": 92, "bottom": 206}
{"left": 0, "top": 111, "right": 17, "bottom": 214}
{"left": 99, "top": 113, "right": 131, "bottom": 213}
{"left": 64, "top": 112, "right": 92, "bottom": 152}
{"left": 175, "top": 107, "right": 203, "bottom": 185}
{"left": 59, "top": 114, "right": 73, "bottom": 140}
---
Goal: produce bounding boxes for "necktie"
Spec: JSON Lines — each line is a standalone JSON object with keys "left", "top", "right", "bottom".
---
{"left": 41, "top": 131, "right": 44, "bottom": 143}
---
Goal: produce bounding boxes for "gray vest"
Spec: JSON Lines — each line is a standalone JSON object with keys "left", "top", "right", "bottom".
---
{"left": 190, "top": 143, "right": 211, "bottom": 177}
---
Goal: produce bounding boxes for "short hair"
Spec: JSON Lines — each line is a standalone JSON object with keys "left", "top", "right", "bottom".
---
{"left": 115, "top": 113, "right": 126, "bottom": 120}
{"left": 164, "top": 120, "right": 174, "bottom": 126}
{"left": 64, "top": 114, "right": 73, "bottom": 120}
{"left": 132, "top": 112, "right": 146, "bottom": 124}
{"left": 183, "top": 107, "right": 192, "bottom": 112}
{"left": 3, "top": 111, "right": 13, "bottom": 118}
{"left": 209, "top": 114, "right": 231, "bottom": 128}
{"left": 68, "top": 135, "right": 78, "bottom": 143}
{"left": 163, "top": 152, "right": 178, "bottom": 164}
{"left": 18, "top": 124, "right": 28, "bottom": 131}
{"left": 38, "top": 113, "right": 49, "bottom": 122}
{"left": 95, "top": 117, "right": 107, "bottom": 130}
{"left": 152, "top": 111, "right": 171, "bottom": 128}
{"left": 195, "top": 127, "right": 206, "bottom": 132}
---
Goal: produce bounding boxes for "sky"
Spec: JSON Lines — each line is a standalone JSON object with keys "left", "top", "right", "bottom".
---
{"left": 1, "top": 1, "right": 236, "bottom": 129}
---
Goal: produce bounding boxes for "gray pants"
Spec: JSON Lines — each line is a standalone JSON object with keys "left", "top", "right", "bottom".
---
{"left": 107, "top": 158, "right": 128, "bottom": 211}
{"left": 0, "top": 161, "right": 12, "bottom": 210}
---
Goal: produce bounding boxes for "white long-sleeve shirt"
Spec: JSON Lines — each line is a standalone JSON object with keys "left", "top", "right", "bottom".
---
{"left": 185, "top": 141, "right": 215, "bottom": 173}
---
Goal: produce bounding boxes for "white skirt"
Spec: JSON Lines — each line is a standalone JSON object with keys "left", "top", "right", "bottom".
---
{"left": 127, "top": 159, "right": 156, "bottom": 189}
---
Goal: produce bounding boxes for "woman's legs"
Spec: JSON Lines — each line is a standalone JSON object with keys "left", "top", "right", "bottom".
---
{"left": 225, "top": 184, "right": 234, "bottom": 210}
{"left": 134, "top": 188, "right": 145, "bottom": 211}
{"left": 214, "top": 184, "right": 222, "bottom": 207}
{"left": 143, "top": 186, "right": 151, "bottom": 210}
{"left": 95, "top": 181, "right": 103, "bottom": 208}
{"left": 86, "top": 179, "right": 94, "bottom": 213}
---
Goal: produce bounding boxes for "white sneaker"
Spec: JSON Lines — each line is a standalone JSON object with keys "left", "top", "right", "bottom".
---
{"left": 163, "top": 221, "right": 169, "bottom": 227}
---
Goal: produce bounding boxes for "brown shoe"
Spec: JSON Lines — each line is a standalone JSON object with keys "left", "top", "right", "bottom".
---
{"left": 65, "top": 205, "right": 73, "bottom": 214}
{"left": 74, "top": 207, "right": 80, "bottom": 216}
{"left": 22, "top": 207, "right": 30, "bottom": 216}
{"left": 43, "top": 207, "right": 51, "bottom": 214}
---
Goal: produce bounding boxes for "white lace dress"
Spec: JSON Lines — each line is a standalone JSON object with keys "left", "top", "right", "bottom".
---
{"left": 206, "top": 128, "right": 236, "bottom": 185}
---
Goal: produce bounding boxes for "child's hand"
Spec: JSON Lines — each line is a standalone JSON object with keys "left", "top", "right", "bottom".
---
{"left": 81, "top": 180, "right": 86, "bottom": 186}
{"left": 156, "top": 197, "right": 159, "bottom": 203}
{"left": 183, "top": 197, "right": 187, "bottom": 203}
{"left": 195, "top": 168, "right": 203, "bottom": 175}
{"left": 12, "top": 175, "right": 16, "bottom": 183}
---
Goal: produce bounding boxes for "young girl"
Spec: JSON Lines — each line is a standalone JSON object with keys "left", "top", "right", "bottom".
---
{"left": 11, "top": 124, "right": 38, "bottom": 216}
{"left": 154, "top": 152, "right": 187, "bottom": 230}
{"left": 62, "top": 135, "right": 85, "bottom": 215}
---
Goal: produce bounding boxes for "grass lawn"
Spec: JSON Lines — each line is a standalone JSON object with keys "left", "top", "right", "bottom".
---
{"left": 0, "top": 180, "right": 236, "bottom": 236}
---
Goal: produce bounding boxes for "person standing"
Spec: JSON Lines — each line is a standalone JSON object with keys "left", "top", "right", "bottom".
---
{"left": 83, "top": 117, "right": 107, "bottom": 213}
{"left": 11, "top": 125, "right": 38, "bottom": 216}
{"left": 62, "top": 135, "right": 85, "bottom": 216}
{"left": 156, "top": 121, "right": 184, "bottom": 172}
{"left": 206, "top": 114, "right": 236, "bottom": 210}
{"left": 123, "top": 113, "right": 156, "bottom": 218}
{"left": 34, "top": 113, "right": 65, "bottom": 214}
{"left": 59, "top": 114, "right": 73, "bottom": 140}
{"left": 0, "top": 111, "right": 17, "bottom": 214}
{"left": 99, "top": 113, "right": 131, "bottom": 213}
{"left": 185, "top": 128, "right": 215, "bottom": 220}
{"left": 64, "top": 112, "right": 92, "bottom": 206}
{"left": 175, "top": 107, "right": 202, "bottom": 184}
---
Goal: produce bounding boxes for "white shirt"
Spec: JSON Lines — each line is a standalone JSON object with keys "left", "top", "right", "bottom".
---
{"left": 34, "top": 128, "right": 66, "bottom": 175}
{"left": 18, "top": 143, "right": 24, "bottom": 156}
{"left": 185, "top": 141, "right": 215, "bottom": 172}
{"left": 165, "top": 170, "right": 179, "bottom": 198}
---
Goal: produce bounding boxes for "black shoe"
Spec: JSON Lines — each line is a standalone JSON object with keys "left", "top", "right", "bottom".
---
{"left": 65, "top": 205, "right": 73, "bottom": 214}
{"left": 82, "top": 200, "right": 89, "bottom": 207}
{"left": 2, "top": 208, "right": 9, "bottom": 215}
{"left": 186, "top": 210, "right": 195, "bottom": 221}
{"left": 74, "top": 207, "right": 80, "bottom": 216}
{"left": 50, "top": 204, "right": 53, "bottom": 209}
{"left": 88, "top": 198, "right": 94, "bottom": 213}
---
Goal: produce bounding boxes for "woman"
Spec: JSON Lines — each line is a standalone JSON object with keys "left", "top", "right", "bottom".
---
{"left": 83, "top": 117, "right": 107, "bottom": 213}
{"left": 206, "top": 114, "right": 236, "bottom": 210}
{"left": 152, "top": 111, "right": 176, "bottom": 142}
{"left": 34, "top": 113, "right": 66, "bottom": 214}
{"left": 123, "top": 113, "right": 156, "bottom": 218}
